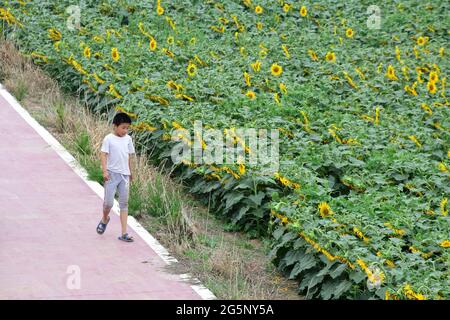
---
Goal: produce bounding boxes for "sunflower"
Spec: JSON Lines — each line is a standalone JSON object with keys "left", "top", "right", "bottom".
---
{"left": 308, "top": 49, "right": 318, "bottom": 61}
{"left": 318, "top": 202, "right": 333, "bottom": 218}
{"left": 93, "top": 35, "right": 104, "bottom": 43}
{"left": 157, "top": 5, "right": 164, "bottom": 15}
{"left": 108, "top": 84, "right": 122, "bottom": 99}
{"left": 346, "top": 28, "right": 354, "bottom": 38}
{"left": 92, "top": 72, "right": 105, "bottom": 84}
{"left": 48, "top": 28, "right": 62, "bottom": 41}
{"left": 429, "top": 71, "right": 438, "bottom": 83}
{"left": 53, "top": 41, "right": 61, "bottom": 52}
{"left": 245, "top": 90, "right": 256, "bottom": 99}
{"left": 175, "top": 94, "right": 194, "bottom": 102}
{"left": 325, "top": 51, "right": 336, "bottom": 62}
{"left": 274, "top": 92, "right": 281, "bottom": 105}
{"left": 256, "top": 22, "right": 263, "bottom": 30}
{"left": 111, "top": 47, "right": 120, "bottom": 62}
{"left": 440, "top": 240, "right": 450, "bottom": 248}
{"left": 167, "top": 36, "right": 174, "bottom": 45}
{"left": 300, "top": 6, "right": 307, "bottom": 17}
{"left": 386, "top": 65, "right": 398, "bottom": 81}
{"left": 416, "top": 36, "right": 426, "bottom": 46}
{"left": 283, "top": 3, "right": 291, "bottom": 13}
{"left": 279, "top": 83, "right": 287, "bottom": 94}
{"left": 187, "top": 63, "right": 197, "bottom": 77}
{"left": 83, "top": 47, "right": 91, "bottom": 58}
{"left": 271, "top": 63, "right": 283, "bottom": 76}
{"left": 244, "top": 72, "right": 251, "bottom": 86}
{"left": 239, "top": 163, "right": 246, "bottom": 175}
{"left": 167, "top": 80, "right": 183, "bottom": 91}
{"left": 255, "top": 5, "right": 263, "bottom": 14}
{"left": 149, "top": 37, "right": 157, "bottom": 51}
{"left": 251, "top": 60, "right": 261, "bottom": 72}
{"left": 427, "top": 81, "right": 437, "bottom": 94}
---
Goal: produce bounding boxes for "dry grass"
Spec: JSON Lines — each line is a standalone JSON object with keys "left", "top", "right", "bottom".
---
{"left": 0, "top": 38, "right": 302, "bottom": 300}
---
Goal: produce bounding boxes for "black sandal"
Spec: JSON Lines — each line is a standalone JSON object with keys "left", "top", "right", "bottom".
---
{"left": 96, "top": 216, "right": 110, "bottom": 234}
{"left": 118, "top": 233, "right": 134, "bottom": 242}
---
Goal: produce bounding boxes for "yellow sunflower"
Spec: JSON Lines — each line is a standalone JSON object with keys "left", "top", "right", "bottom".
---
{"left": 346, "top": 28, "right": 354, "bottom": 38}
{"left": 187, "top": 63, "right": 197, "bottom": 77}
{"left": 111, "top": 47, "right": 120, "bottom": 62}
{"left": 251, "top": 60, "right": 261, "bottom": 72}
{"left": 429, "top": 71, "right": 438, "bottom": 83}
{"left": 283, "top": 3, "right": 291, "bottom": 13}
{"left": 48, "top": 28, "right": 62, "bottom": 41}
{"left": 274, "top": 92, "right": 281, "bottom": 105}
{"left": 245, "top": 90, "right": 256, "bottom": 99}
{"left": 300, "top": 6, "right": 307, "bottom": 17}
{"left": 427, "top": 81, "right": 437, "bottom": 94}
{"left": 308, "top": 49, "right": 318, "bottom": 61}
{"left": 325, "top": 51, "right": 336, "bottom": 62}
{"left": 83, "top": 47, "right": 91, "bottom": 58}
{"left": 255, "top": 5, "right": 263, "bottom": 14}
{"left": 157, "top": 5, "right": 164, "bottom": 15}
{"left": 416, "top": 36, "right": 426, "bottom": 46}
{"left": 149, "top": 37, "right": 157, "bottom": 51}
{"left": 386, "top": 65, "right": 398, "bottom": 81}
{"left": 318, "top": 202, "right": 333, "bottom": 218}
{"left": 239, "top": 163, "right": 246, "bottom": 175}
{"left": 167, "top": 36, "right": 174, "bottom": 45}
{"left": 271, "top": 63, "right": 283, "bottom": 76}
{"left": 440, "top": 240, "right": 450, "bottom": 248}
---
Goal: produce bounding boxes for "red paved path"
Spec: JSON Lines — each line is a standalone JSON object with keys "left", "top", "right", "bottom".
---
{"left": 0, "top": 91, "right": 204, "bottom": 300}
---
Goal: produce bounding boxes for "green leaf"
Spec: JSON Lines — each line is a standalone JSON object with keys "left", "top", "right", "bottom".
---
{"left": 284, "top": 249, "right": 304, "bottom": 267}
{"left": 248, "top": 191, "right": 266, "bottom": 206}
{"left": 299, "top": 270, "right": 324, "bottom": 291}
{"left": 333, "top": 280, "right": 353, "bottom": 299}
{"left": 232, "top": 206, "right": 249, "bottom": 224}
{"left": 224, "top": 193, "right": 245, "bottom": 210}
{"left": 289, "top": 252, "right": 317, "bottom": 278}
{"left": 349, "top": 270, "right": 366, "bottom": 284}
{"left": 329, "top": 263, "right": 347, "bottom": 279}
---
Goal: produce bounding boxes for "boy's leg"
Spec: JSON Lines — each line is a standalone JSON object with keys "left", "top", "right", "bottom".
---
{"left": 117, "top": 174, "right": 130, "bottom": 236}
{"left": 102, "top": 171, "right": 118, "bottom": 223}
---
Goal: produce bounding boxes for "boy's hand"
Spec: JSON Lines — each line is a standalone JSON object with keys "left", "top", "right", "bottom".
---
{"left": 103, "top": 171, "right": 110, "bottom": 181}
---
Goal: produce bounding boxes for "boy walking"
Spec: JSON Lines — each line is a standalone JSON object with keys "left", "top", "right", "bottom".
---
{"left": 96, "top": 112, "right": 135, "bottom": 242}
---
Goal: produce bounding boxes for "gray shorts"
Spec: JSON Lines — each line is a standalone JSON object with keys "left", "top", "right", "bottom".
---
{"left": 103, "top": 169, "right": 130, "bottom": 212}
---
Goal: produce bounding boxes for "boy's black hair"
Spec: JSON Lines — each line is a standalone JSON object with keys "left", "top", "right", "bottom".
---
{"left": 112, "top": 112, "right": 132, "bottom": 126}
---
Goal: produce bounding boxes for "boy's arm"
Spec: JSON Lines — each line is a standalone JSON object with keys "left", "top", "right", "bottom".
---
{"left": 128, "top": 154, "right": 134, "bottom": 181}
{"left": 101, "top": 152, "right": 109, "bottom": 180}
{"left": 128, "top": 137, "right": 135, "bottom": 181}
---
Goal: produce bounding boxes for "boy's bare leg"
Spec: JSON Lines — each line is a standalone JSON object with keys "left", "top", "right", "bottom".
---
{"left": 102, "top": 206, "right": 111, "bottom": 224}
{"left": 120, "top": 210, "right": 128, "bottom": 235}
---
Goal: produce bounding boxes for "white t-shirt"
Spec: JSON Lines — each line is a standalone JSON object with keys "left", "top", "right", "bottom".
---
{"left": 101, "top": 133, "right": 135, "bottom": 175}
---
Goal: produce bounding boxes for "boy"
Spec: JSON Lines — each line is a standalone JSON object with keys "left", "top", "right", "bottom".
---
{"left": 96, "top": 112, "right": 135, "bottom": 242}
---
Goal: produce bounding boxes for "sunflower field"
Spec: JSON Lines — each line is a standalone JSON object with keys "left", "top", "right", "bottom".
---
{"left": 1, "top": 0, "right": 449, "bottom": 299}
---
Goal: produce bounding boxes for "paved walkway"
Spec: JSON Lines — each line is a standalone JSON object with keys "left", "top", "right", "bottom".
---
{"left": 0, "top": 85, "right": 211, "bottom": 300}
